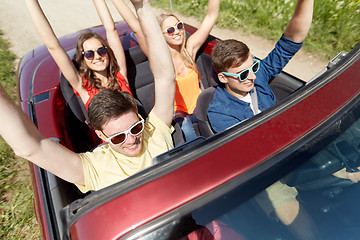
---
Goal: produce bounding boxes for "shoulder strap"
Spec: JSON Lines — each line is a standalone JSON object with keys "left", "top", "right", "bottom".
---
{"left": 250, "top": 87, "right": 259, "bottom": 115}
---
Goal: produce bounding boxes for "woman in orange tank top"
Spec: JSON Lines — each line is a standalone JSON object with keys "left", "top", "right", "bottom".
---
{"left": 157, "top": 1, "right": 219, "bottom": 141}
{"left": 110, "top": 0, "right": 220, "bottom": 141}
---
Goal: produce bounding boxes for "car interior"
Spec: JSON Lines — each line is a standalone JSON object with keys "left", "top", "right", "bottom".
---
{"left": 42, "top": 33, "right": 311, "bottom": 238}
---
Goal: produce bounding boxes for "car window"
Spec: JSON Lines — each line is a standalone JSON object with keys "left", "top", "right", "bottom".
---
{"left": 125, "top": 109, "right": 360, "bottom": 240}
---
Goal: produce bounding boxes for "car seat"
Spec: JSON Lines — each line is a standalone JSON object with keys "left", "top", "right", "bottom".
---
{"left": 195, "top": 86, "right": 216, "bottom": 138}
{"left": 269, "top": 72, "right": 305, "bottom": 102}
{"left": 195, "top": 49, "right": 218, "bottom": 90}
{"left": 60, "top": 73, "right": 100, "bottom": 152}
{"left": 125, "top": 46, "right": 154, "bottom": 115}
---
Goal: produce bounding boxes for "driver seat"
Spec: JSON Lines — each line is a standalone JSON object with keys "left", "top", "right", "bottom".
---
{"left": 195, "top": 86, "right": 216, "bottom": 138}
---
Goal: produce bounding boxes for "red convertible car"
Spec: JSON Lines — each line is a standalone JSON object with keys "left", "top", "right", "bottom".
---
{"left": 17, "top": 20, "right": 360, "bottom": 240}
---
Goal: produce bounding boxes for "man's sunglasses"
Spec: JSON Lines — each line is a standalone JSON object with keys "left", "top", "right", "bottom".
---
{"left": 102, "top": 118, "right": 144, "bottom": 145}
{"left": 221, "top": 59, "right": 261, "bottom": 82}
{"left": 82, "top": 46, "right": 108, "bottom": 60}
{"left": 164, "top": 21, "right": 184, "bottom": 35}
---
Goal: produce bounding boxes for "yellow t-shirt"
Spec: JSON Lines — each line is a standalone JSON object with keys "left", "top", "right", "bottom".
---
{"left": 255, "top": 180, "right": 298, "bottom": 217}
{"left": 174, "top": 68, "right": 201, "bottom": 114}
{"left": 76, "top": 111, "right": 174, "bottom": 193}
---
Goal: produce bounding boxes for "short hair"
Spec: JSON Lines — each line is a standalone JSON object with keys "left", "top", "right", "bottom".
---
{"left": 88, "top": 89, "right": 138, "bottom": 130}
{"left": 211, "top": 39, "right": 250, "bottom": 73}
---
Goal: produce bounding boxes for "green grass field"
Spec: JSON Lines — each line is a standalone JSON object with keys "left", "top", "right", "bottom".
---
{"left": 153, "top": 0, "right": 360, "bottom": 60}
{"left": 0, "top": 31, "right": 41, "bottom": 239}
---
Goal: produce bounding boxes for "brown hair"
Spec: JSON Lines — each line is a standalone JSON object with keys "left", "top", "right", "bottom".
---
{"left": 157, "top": 13, "right": 198, "bottom": 73}
{"left": 211, "top": 39, "right": 250, "bottom": 73}
{"left": 88, "top": 89, "right": 138, "bottom": 130}
{"left": 74, "top": 31, "right": 121, "bottom": 92}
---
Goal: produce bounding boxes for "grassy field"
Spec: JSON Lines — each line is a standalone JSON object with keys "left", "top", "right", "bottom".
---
{"left": 153, "top": 0, "right": 360, "bottom": 60}
{"left": 0, "top": 31, "right": 41, "bottom": 239}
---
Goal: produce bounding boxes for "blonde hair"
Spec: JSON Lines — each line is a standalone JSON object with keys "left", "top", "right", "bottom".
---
{"left": 157, "top": 13, "right": 198, "bottom": 73}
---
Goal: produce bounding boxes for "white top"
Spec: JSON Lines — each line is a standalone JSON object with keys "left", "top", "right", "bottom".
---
{"left": 242, "top": 93, "right": 261, "bottom": 115}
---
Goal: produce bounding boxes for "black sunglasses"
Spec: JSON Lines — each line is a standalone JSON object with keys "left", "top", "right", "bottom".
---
{"left": 165, "top": 21, "right": 184, "bottom": 35}
{"left": 82, "top": 46, "right": 108, "bottom": 60}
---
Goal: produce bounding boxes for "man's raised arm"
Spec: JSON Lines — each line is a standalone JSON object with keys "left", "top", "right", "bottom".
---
{"left": 131, "top": 0, "right": 176, "bottom": 126}
{"left": 0, "top": 86, "right": 85, "bottom": 185}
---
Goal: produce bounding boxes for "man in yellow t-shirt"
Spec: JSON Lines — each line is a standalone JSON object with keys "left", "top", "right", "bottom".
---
{"left": 76, "top": 90, "right": 174, "bottom": 192}
{"left": 0, "top": 0, "right": 176, "bottom": 193}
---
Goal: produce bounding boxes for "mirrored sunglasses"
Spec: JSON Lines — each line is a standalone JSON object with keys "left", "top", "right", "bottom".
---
{"left": 221, "top": 59, "right": 261, "bottom": 82}
{"left": 165, "top": 21, "right": 184, "bottom": 35}
{"left": 82, "top": 46, "right": 108, "bottom": 60}
{"left": 103, "top": 119, "right": 144, "bottom": 145}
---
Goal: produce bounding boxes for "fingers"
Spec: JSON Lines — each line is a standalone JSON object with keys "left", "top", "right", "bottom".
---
{"left": 346, "top": 172, "right": 360, "bottom": 183}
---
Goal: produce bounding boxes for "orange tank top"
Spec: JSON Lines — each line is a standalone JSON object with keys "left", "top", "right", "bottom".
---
{"left": 174, "top": 68, "right": 201, "bottom": 114}
{"left": 74, "top": 71, "right": 132, "bottom": 110}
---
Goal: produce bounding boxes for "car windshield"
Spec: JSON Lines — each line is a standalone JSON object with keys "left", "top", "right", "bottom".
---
{"left": 128, "top": 109, "right": 360, "bottom": 240}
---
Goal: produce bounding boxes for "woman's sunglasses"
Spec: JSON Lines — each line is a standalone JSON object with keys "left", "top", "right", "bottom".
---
{"left": 221, "top": 59, "right": 261, "bottom": 82}
{"left": 164, "top": 21, "right": 184, "bottom": 35}
{"left": 102, "top": 118, "right": 145, "bottom": 145}
{"left": 82, "top": 46, "right": 108, "bottom": 60}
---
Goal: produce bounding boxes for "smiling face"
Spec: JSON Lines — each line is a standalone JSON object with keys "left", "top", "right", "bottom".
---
{"left": 97, "top": 111, "right": 144, "bottom": 157}
{"left": 82, "top": 37, "right": 109, "bottom": 73}
{"left": 218, "top": 54, "right": 257, "bottom": 99}
{"left": 161, "top": 16, "right": 185, "bottom": 47}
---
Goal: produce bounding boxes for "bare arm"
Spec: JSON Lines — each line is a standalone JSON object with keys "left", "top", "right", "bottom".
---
{"left": 0, "top": 86, "right": 85, "bottom": 185}
{"left": 284, "top": 0, "right": 314, "bottom": 43}
{"left": 131, "top": 0, "right": 175, "bottom": 126}
{"left": 333, "top": 167, "right": 360, "bottom": 183}
{"left": 111, "top": 0, "right": 148, "bottom": 56}
{"left": 186, "top": 0, "right": 220, "bottom": 59}
{"left": 25, "top": 0, "right": 85, "bottom": 100}
{"left": 93, "top": 0, "right": 128, "bottom": 79}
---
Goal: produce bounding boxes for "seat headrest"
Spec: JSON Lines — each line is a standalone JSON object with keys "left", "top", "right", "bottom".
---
{"left": 195, "top": 87, "right": 216, "bottom": 122}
